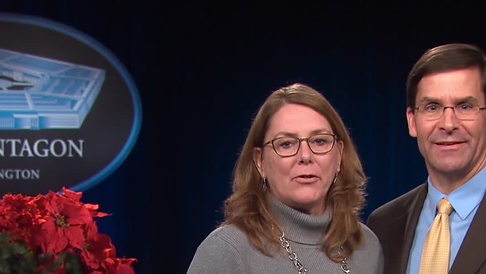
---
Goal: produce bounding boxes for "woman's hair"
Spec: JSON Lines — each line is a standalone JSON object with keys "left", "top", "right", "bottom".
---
{"left": 407, "top": 43, "right": 486, "bottom": 109}
{"left": 221, "top": 83, "right": 367, "bottom": 262}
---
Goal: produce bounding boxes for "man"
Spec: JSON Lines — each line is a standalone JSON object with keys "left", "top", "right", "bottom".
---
{"left": 367, "top": 43, "right": 486, "bottom": 274}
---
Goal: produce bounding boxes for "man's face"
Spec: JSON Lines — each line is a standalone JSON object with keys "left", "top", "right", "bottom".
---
{"left": 406, "top": 67, "right": 486, "bottom": 189}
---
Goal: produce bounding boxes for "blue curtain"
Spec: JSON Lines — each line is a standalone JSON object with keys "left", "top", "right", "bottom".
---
{"left": 2, "top": 2, "right": 485, "bottom": 273}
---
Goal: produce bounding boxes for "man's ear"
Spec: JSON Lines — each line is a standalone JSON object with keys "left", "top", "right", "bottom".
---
{"left": 406, "top": 107, "right": 418, "bottom": 137}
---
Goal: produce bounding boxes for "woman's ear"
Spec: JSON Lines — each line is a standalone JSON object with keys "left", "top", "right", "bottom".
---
{"left": 253, "top": 147, "right": 264, "bottom": 177}
{"left": 337, "top": 140, "right": 344, "bottom": 172}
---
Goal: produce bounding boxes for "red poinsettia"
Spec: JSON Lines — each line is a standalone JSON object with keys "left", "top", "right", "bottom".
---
{"left": 0, "top": 187, "right": 137, "bottom": 273}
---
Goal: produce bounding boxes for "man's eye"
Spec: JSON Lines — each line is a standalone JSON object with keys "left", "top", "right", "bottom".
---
{"left": 458, "top": 103, "right": 473, "bottom": 110}
{"left": 424, "top": 104, "right": 440, "bottom": 111}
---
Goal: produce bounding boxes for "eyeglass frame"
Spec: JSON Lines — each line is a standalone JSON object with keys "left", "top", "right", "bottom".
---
{"left": 262, "top": 133, "right": 337, "bottom": 158}
{"left": 414, "top": 102, "right": 486, "bottom": 120}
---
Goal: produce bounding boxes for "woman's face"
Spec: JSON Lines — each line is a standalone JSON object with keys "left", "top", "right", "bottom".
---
{"left": 254, "top": 103, "right": 343, "bottom": 216}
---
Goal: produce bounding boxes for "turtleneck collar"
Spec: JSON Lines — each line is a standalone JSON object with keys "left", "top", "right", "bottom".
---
{"left": 267, "top": 194, "right": 331, "bottom": 245}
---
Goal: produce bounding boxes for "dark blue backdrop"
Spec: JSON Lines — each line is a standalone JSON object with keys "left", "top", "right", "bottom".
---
{"left": 1, "top": 2, "right": 485, "bottom": 273}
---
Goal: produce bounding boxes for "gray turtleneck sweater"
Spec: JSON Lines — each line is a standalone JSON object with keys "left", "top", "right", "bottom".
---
{"left": 187, "top": 195, "right": 384, "bottom": 273}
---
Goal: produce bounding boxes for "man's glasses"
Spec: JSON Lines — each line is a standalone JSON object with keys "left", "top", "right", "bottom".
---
{"left": 414, "top": 102, "right": 486, "bottom": 121}
{"left": 263, "top": 133, "right": 336, "bottom": 158}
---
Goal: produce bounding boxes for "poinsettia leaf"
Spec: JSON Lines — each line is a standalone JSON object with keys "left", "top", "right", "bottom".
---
{"left": 0, "top": 187, "right": 137, "bottom": 274}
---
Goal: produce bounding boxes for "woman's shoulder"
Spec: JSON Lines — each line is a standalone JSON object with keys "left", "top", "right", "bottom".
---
{"left": 188, "top": 225, "right": 251, "bottom": 273}
{"left": 201, "top": 224, "right": 251, "bottom": 248}
{"left": 358, "top": 222, "right": 381, "bottom": 247}
{"left": 351, "top": 223, "right": 384, "bottom": 273}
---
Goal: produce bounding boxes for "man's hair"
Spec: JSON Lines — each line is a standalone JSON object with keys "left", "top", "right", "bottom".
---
{"left": 406, "top": 43, "right": 486, "bottom": 108}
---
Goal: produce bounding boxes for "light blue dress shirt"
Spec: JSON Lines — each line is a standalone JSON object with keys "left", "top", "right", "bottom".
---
{"left": 406, "top": 167, "right": 486, "bottom": 274}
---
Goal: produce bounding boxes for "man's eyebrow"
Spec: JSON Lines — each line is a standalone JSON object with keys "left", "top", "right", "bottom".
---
{"left": 417, "top": 96, "right": 480, "bottom": 104}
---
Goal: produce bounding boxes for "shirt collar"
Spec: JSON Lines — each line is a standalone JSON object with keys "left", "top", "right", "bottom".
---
{"left": 427, "top": 166, "right": 486, "bottom": 220}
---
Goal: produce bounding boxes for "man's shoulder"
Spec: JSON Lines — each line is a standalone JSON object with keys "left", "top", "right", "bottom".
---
{"left": 369, "top": 183, "right": 426, "bottom": 219}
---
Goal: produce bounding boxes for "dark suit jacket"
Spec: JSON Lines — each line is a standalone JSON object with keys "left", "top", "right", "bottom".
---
{"left": 367, "top": 183, "right": 486, "bottom": 274}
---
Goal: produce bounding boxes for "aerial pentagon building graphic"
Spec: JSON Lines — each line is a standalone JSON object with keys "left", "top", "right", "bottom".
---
{"left": 0, "top": 48, "right": 105, "bottom": 130}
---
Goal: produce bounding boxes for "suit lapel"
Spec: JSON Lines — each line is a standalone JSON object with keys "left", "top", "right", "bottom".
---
{"left": 450, "top": 193, "right": 486, "bottom": 274}
{"left": 386, "top": 214, "right": 409, "bottom": 272}
{"left": 386, "top": 184, "right": 427, "bottom": 274}
{"left": 399, "top": 184, "right": 427, "bottom": 273}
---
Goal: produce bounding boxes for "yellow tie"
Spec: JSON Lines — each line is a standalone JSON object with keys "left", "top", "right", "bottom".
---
{"left": 419, "top": 197, "right": 453, "bottom": 274}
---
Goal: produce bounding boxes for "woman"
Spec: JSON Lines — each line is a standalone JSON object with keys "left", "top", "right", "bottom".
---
{"left": 187, "top": 83, "right": 383, "bottom": 273}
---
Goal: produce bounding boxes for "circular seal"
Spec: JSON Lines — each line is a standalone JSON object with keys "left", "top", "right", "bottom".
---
{"left": 0, "top": 13, "right": 142, "bottom": 195}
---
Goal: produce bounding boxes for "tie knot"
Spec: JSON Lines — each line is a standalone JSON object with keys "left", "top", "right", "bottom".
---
{"left": 437, "top": 198, "right": 453, "bottom": 215}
